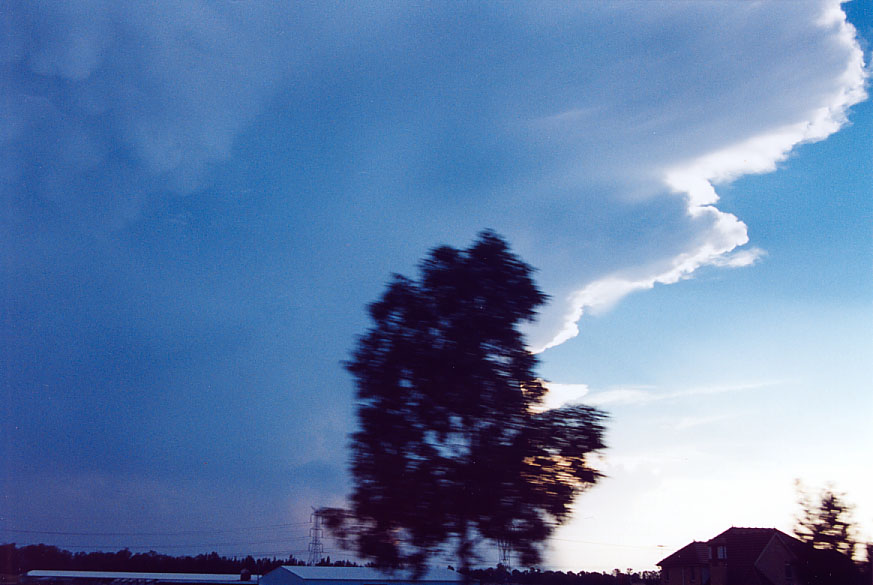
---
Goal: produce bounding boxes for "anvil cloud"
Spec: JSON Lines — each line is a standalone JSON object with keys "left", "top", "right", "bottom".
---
{"left": 1, "top": 0, "right": 868, "bottom": 568}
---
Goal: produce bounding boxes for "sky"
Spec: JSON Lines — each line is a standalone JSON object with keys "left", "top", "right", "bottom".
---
{"left": 1, "top": 0, "right": 871, "bottom": 574}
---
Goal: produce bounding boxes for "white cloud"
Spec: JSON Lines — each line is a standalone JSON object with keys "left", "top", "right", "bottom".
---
{"left": 4, "top": 1, "right": 867, "bottom": 344}
{"left": 579, "top": 380, "right": 783, "bottom": 407}
{"left": 4, "top": 2, "right": 870, "bottom": 564}
{"left": 710, "top": 248, "right": 767, "bottom": 268}
{"left": 538, "top": 380, "right": 775, "bottom": 420}
{"left": 583, "top": 387, "right": 657, "bottom": 407}
{"left": 673, "top": 413, "right": 736, "bottom": 431}
{"left": 532, "top": 215, "right": 751, "bottom": 352}
{"left": 530, "top": 0, "right": 867, "bottom": 353}
{"left": 538, "top": 382, "right": 590, "bottom": 411}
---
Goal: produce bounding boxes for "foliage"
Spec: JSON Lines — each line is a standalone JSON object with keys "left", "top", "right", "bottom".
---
{"left": 464, "top": 565, "right": 659, "bottom": 585}
{"left": 794, "top": 480, "right": 858, "bottom": 559}
{"left": 0, "top": 543, "right": 329, "bottom": 575}
{"left": 326, "top": 231, "right": 607, "bottom": 575}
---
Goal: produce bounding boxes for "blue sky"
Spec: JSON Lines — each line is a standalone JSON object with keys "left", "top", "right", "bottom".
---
{"left": 1, "top": 0, "right": 870, "bottom": 573}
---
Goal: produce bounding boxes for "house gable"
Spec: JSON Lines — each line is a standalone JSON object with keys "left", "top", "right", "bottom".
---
{"left": 658, "top": 527, "right": 860, "bottom": 585}
{"left": 754, "top": 532, "right": 801, "bottom": 585}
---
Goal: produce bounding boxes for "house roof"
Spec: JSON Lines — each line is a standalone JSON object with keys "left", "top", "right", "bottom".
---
{"left": 273, "top": 567, "right": 464, "bottom": 583}
{"left": 25, "top": 572, "right": 256, "bottom": 584}
{"left": 659, "top": 526, "right": 860, "bottom": 585}
{"left": 657, "top": 541, "right": 708, "bottom": 567}
{"left": 708, "top": 527, "right": 791, "bottom": 585}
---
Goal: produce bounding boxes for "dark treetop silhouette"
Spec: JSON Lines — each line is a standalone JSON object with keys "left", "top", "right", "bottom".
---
{"left": 324, "top": 231, "right": 607, "bottom": 575}
{"left": 794, "top": 481, "right": 859, "bottom": 559}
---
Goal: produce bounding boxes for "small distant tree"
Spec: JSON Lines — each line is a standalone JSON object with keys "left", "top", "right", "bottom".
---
{"left": 325, "top": 231, "right": 607, "bottom": 575}
{"left": 794, "top": 480, "right": 858, "bottom": 559}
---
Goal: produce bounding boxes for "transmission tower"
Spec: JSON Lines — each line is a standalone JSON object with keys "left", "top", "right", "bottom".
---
{"left": 308, "top": 508, "right": 325, "bottom": 566}
{"left": 497, "top": 539, "right": 512, "bottom": 569}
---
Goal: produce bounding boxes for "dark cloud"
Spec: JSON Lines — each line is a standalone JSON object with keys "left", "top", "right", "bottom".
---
{"left": 1, "top": 0, "right": 866, "bottom": 556}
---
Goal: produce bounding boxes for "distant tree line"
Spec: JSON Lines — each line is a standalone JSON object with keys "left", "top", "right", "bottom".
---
{"left": 0, "top": 544, "right": 359, "bottom": 576}
{"left": 463, "top": 565, "right": 659, "bottom": 585}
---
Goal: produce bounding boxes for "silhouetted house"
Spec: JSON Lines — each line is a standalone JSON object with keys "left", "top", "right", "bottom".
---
{"left": 658, "top": 541, "right": 709, "bottom": 585}
{"left": 658, "top": 527, "right": 859, "bottom": 585}
{"left": 24, "top": 571, "right": 258, "bottom": 585}
{"left": 260, "top": 567, "right": 465, "bottom": 585}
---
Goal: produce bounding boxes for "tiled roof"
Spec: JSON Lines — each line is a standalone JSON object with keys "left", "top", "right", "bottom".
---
{"left": 657, "top": 541, "right": 708, "bottom": 567}
{"left": 708, "top": 527, "right": 785, "bottom": 585}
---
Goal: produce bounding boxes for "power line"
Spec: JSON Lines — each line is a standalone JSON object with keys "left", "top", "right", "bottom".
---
{"left": 0, "top": 523, "right": 311, "bottom": 538}
{"left": 43, "top": 545, "right": 322, "bottom": 554}
{"left": 549, "top": 537, "right": 666, "bottom": 549}
{"left": 23, "top": 537, "right": 311, "bottom": 550}
{"left": 232, "top": 550, "right": 357, "bottom": 559}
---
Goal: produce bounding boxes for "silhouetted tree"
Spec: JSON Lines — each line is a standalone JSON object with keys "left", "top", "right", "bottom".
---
{"left": 325, "top": 231, "right": 607, "bottom": 575}
{"left": 794, "top": 480, "right": 858, "bottom": 559}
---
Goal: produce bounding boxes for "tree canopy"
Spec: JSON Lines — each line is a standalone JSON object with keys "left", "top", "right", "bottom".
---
{"left": 794, "top": 481, "right": 858, "bottom": 559}
{"left": 325, "top": 231, "right": 607, "bottom": 574}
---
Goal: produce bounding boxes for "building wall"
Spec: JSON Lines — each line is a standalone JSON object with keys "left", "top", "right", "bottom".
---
{"left": 708, "top": 562, "right": 727, "bottom": 585}
{"left": 662, "top": 566, "right": 707, "bottom": 585}
{"left": 259, "top": 570, "right": 303, "bottom": 585}
{"left": 754, "top": 538, "right": 796, "bottom": 585}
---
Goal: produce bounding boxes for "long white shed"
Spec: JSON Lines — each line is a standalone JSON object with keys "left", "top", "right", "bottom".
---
{"left": 25, "top": 571, "right": 259, "bottom": 585}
